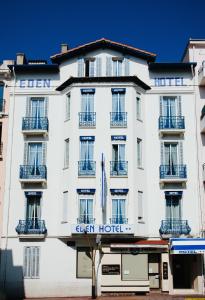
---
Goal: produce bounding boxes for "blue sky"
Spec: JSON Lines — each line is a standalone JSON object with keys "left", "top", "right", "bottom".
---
{"left": 1, "top": 0, "right": 204, "bottom": 63}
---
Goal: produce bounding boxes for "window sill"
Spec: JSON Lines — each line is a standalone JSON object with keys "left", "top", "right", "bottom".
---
{"left": 63, "top": 167, "right": 69, "bottom": 170}
{"left": 137, "top": 166, "right": 144, "bottom": 170}
{"left": 61, "top": 221, "right": 68, "bottom": 224}
{"left": 137, "top": 118, "right": 143, "bottom": 122}
{"left": 138, "top": 220, "right": 145, "bottom": 224}
{"left": 64, "top": 118, "right": 70, "bottom": 122}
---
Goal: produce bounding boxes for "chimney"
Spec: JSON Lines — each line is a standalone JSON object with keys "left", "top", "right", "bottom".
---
{"left": 61, "top": 43, "right": 69, "bottom": 53}
{"left": 16, "top": 53, "right": 26, "bottom": 65}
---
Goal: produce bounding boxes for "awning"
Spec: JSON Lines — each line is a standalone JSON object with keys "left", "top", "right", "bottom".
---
{"left": 170, "top": 238, "right": 205, "bottom": 254}
{"left": 111, "top": 240, "right": 168, "bottom": 249}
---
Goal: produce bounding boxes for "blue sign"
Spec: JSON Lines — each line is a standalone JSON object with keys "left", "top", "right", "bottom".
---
{"left": 111, "top": 88, "right": 126, "bottom": 93}
{"left": 19, "top": 79, "right": 51, "bottom": 88}
{"left": 81, "top": 88, "right": 95, "bottom": 94}
{"left": 25, "top": 191, "right": 42, "bottom": 197}
{"left": 111, "top": 135, "right": 126, "bottom": 141}
{"left": 77, "top": 189, "right": 96, "bottom": 194}
{"left": 165, "top": 191, "right": 183, "bottom": 196}
{"left": 154, "top": 77, "right": 185, "bottom": 87}
{"left": 71, "top": 224, "right": 134, "bottom": 234}
{"left": 110, "top": 189, "right": 129, "bottom": 195}
{"left": 80, "top": 136, "right": 95, "bottom": 141}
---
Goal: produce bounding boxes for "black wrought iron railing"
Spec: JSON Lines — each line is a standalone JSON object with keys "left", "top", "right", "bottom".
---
{"left": 159, "top": 219, "right": 191, "bottom": 235}
{"left": 22, "top": 117, "right": 48, "bottom": 131}
{"left": 78, "top": 161, "right": 96, "bottom": 176}
{"left": 19, "top": 165, "right": 47, "bottom": 180}
{"left": 77, "top": 216, "right": 95, "bottom": 224}
{"left": 16, "top": 219, "right": 47, "bottom": 234}
{"left": 110, "top": 217, "right": 128, "bottom": 224}
{"left": 110, "top": 112, "right": 127, "bottom": 127}
{"left": 79, "top": 112, "right": 96, "bottom": 127}
{"left": 110, "top": 161, "right": 128, "bottom": 176}
{"left": 160, "top": 164, "right": 187, "bottom": 179}
{"left": 159, "top": 116, "right": 185, "bottom": 130}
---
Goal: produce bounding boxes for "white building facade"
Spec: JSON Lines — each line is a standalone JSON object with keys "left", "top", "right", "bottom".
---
{"left": 0, "top": 39, "right": 204, "bottom": 298}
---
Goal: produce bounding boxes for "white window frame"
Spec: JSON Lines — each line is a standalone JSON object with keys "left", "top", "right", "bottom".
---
{"left": 62, "top": 191, "right": 68, "bottom": 223}
{"left": 137, "top": 138, "right": 142, "bottom": 168}
{"left": 138, "top": 191, "right": 144, "bottom": 222}
{"left": 64, "top": 139, "right": 69, "bottom": 169}
{"left": 78, "top": 196, "right": 94, "bottom": 223}
{"left": 111, "top": 195, "right": 127, "bottom": 222}
{"left": 23, "top": 246, "right": 40, "bottom": 279}
{"left": 136, "top": 96, "right": 142, "bottom": 120}
{"left": 112, "top": 58, "right": 123, "bottom": 76}
{"left": 65, "top": 93, "right": 70, "bottom": 121}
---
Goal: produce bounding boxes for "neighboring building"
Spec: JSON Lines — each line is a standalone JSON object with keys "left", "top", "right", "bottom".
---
{"left": 0, "top": 38, "right": 204, "bottom": 298}
{"left": 0, "top": 60, "right": 12, "bottom": 246}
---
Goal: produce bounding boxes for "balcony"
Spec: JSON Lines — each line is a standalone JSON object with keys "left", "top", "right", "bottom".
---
{"left": 78, "top": 160, "right": 96, "bottom": 176}
{"left": 110, "top": 161, "right": 128, "bottom": 176}
{"left": 198, "top": 61, "right": 205, "bottom": 86}
{"left": 19, "top": 165, "right": 47, "bottom": 183}
{"left": 110, "top": 217, "right": 128, "bottom": 224}
{"left": 0, "top": 142, "right": 2, "bottom": 160}
{"left": 159, "top": 164, "right": 187, "bottom": 184}
{"left": 16, "top": 219, "right": 47, "bottom": 236}
{"left": 159, "top": 116, "right": 185, "bottom": 135}
{"left": 79, "top": 112, "right": 96, "bottom": 127}
{"left": 159, "top": 219, "right": 191, "bottom": 237}
{"left": 22, "top": 117, "right": 48, "bottom": 135}
{"left": 77, "top": 216, "right": 95, "bottom": 224}
{"left": 0, "top": 99, "right": 5, "bottom": 117}
{"left": 110, "top": 112, "right": 127, "bottom": 127}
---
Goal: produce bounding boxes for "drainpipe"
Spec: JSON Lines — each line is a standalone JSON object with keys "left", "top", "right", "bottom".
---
{"left": 2, "top": 66, "right": 16, "bottom": 296}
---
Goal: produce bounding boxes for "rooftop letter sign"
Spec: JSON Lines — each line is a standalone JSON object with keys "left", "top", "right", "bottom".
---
{"left": 19, "top": 79, "right": 51, "bottom": 88}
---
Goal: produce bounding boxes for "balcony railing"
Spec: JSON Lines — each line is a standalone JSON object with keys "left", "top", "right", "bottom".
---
{"left": 110, "top": 161, "right": 128, "bottom": 176}
{"left": 159, "top": 219, "right": 191, "bottom": 235}
{"left": 22, "top": 117, "right": 48, "bottom": 131}
{"left": 77, "top": 216, "right": 95, "bottom": 224}
{"left": 160, "top": 165, "right": 187, "bottom": 179}
{"left": 110, "top": 112, "right": 127, "bottom": 127}
{"left": 110, "top": 217, "right": 128, "bottom": 224}
{"left": 16, "top": 219, "right": 47, "bottom": 234}
{"left": 79, "top": 112, "right": 96, "bottom": 127}
{"left": 0, "top": 99, "right": 5, "bottom": 113}
{"left": 78, "top": 160, "right": 96, "bottom": 176}
{"left": 159, "top": 116, "right": 185, "bottom": 130}
{"left": 19, "top": 165, "right": 47, "bottom": 180}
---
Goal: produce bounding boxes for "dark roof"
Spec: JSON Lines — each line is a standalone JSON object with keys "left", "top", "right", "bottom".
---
{"left": 149, "top": 62, "right": 196, "bottom": 71}
{"left": 56, "top": 76, "right": 151, "bottom": 92}
{"left": 51, "top": 38, "right": 156, "bottom": 64}
{"left": 8, "top": 64, "right": 59, "bottom": 73}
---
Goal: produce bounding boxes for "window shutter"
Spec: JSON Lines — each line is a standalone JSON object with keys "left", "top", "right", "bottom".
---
{"left": 124, "top": 58, "right": 130, "bottom": 76}
{"left": 138, "top": 192, "right": 143, "bottom": 219}
{"left": 179, "top": 142, "right": 183, "bottom": 164}
{"left": 96, "top": 57, "right": 102, "bottom": 77}
{"left": 23, "top": 142, "right": 28, "bottom": 165}
{"left": 42, "top": 142, "right": 47, "bottom": 165}
{"left": 177, "top": 96, "right": 182, "bottom": 116}
{"left": 26, "top": 97, "right": 31, "bottom": 117}
{"left": 36, "top": 247, "right": 40, "bottom": 277}
{"left": 78, "top": 58, "right": 84, "bottom": 77}
{"left": 106, "top": 57, "right": 112, "bottom": 76}
{"left": 44, "top": 97, "right": 48, "bottom": 117}
{"left": 160, "top": 96, "right": 163, "bottom": 116}
{"left": 160, "top": 142, "right": 164, "bottom": 164}
{"left": 62, "top": 191, "right": 68, "bottom": 222}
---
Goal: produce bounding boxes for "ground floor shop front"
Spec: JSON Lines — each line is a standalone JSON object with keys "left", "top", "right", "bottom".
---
{"left": 0, "top": 237, "right": 204, "bottom": 298}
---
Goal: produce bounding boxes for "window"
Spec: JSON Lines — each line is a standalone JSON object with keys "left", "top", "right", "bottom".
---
{"left": 137, "top": 138, "right": 142, "bottom": 168}
{"left": 80, "top": 140, "right": 94, "bottom": 170}
{"left": 78, "top": 57, "right": 102, "bottom": 77}
{"left": 77, "top": 248, "right": 92, "bottom": 278}
{"left": 27, "top": 97, "right": 47, "bottom": 118}
{"left": 79, "top": 198, "right": 94, "bottom": 224}
{"left": 0, "top": 82, "right": 4, "bottom": 112}
{"left": 138, "top": 191, "right": 143, "bottom": 221}
{"left": 24, "top": 142, "right": 46, "bottom": 169}
{"left": 24, "top": 246, "right": 40, "bottom": 278}
{"left": 166, "top": 195, "right": 181, "bottom": 220}
{"left": 122, "top": 254, "right": 148, "bottom": 281}
{"left": 112, "top": 58, "right": 123, "bottom": 76}
{"left": 111, "top": 144, "right": 127, "bottom": 176}
{"left": 65, "top": 93, "right": 70, "bottom": 121}
{"left": 111, "top": 198, "right": 126, "bottom": 224}
{"left": 80, "top": 92, "right": 94, "bottom": 125}
{"left": 160, "top": 96, "right": 181, "bottom": 117}
{"left": 62, "top": 191, "right": 68, "bottom": 222}
{"left": 136, "top": 97, "right": 141, "bottom": 120}
{"left": 0, "top": 123, "right": 2, "bottom": 154}
{"left": 64, "top": 139, "right": 69, "bottom": 168}
{"left": 26, "top": 195, "right": 41, "bottom": 222}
